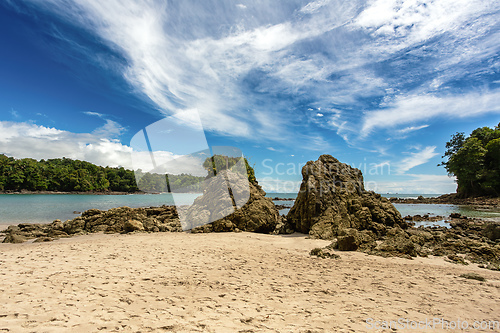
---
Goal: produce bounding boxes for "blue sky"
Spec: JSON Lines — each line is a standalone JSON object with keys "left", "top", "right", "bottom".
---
{"left": 1, "top": 0, "right": 499, "bottom": 193}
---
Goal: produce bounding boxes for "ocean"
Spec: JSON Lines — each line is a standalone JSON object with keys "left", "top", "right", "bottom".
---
{"left": 0, "top": 192, "right": 499, "bottom": 228}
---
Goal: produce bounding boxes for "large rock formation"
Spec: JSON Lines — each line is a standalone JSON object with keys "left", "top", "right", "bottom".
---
{"left": 186, "top": 170, "right": 280, "bottom": 233}
{"left": 287, "top": 154, "right": 403, "bottom": 239}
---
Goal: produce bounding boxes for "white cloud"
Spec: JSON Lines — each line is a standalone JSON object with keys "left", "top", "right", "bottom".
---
{"left": 9, "top": 109, "right": 20, "bottom": 118}
{"left": 83, "top": 111, "right": 126, "bottom": 139}
{"left": 366, "top": 174, "right": 457, "bottom": 194}
{"left": 92, "top": 119, "right": 126, "bottom": 139}
{"left": 300, "top": 0, "right": 332, "bottom": 14}
{"left": 14, "top": 0, "right": 500, "bottom": 153}
{"left": 83, "top": 111, "right": 104, "bottom": 118}
{"left": 20, "top": 0, "right": 360, "bottom": 145}
{"left": 354, "top": 0, "right": 499, "bottom": 50}
{"left": 396, "top": 146, "right": 439, "bottom": 174}
{"left": 0, "top": 121, "right": 133, "bottom": 167}
{"left": 396, "top": 124, "right": 429, "bottom": 135}
{"left": 0, "top": 121, "right": 215, "bottom": 177}
{"left": 362, "top": 89, "right": 500, "bottom": 135}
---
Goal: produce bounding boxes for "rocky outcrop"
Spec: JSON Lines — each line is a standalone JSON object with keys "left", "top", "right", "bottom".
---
{"left": 1, "top": 206, "right": 182, "bottom": 243}
{"left": 320, "top": 219, "right": 500, "bottom": 269}
{"left": 389, "top": 194, "right": 500, "bottom": 208}
{"left": 287, "top": 155, "right": 404, "bottom": 240}
{"left": 1, "top": 171, "right": 282, "bottom": 241}
{"left": 188, "top": 170, "right": 280, "bottom": 234}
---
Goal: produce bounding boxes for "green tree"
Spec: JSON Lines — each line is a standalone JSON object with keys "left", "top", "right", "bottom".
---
{"left": 441, "top": 122, "right": 500, "bottom": 197}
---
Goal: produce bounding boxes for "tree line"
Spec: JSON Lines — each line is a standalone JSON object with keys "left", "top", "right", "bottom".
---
{"left": 0, "top": 154, "right": 256, "bottom": 194}
{"left": 0, "top": 155, "right": 139, "bottom": 192}
{"left": 441, "top": 122, "right": 500, "bottom": 197}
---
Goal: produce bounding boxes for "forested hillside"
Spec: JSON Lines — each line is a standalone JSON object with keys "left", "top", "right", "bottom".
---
{"left": 0, "top": 155, "right": 139, "bottom": 192}
{"left": 0, "top": 154, "right": 256, "bottom": 194}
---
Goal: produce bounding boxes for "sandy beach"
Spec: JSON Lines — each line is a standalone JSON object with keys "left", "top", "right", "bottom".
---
{"left": 0, "top": 232, "right": 498, "bottom": 332}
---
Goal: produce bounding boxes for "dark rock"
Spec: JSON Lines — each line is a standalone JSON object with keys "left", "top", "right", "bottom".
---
{"left": 64, "top": 217, "right": 86, "bottom": 234}
{"left": 81, "top": 209, "right": 102, "bottom": 217}
{"left": 310, "top": 247, "right": 340, "bottom": 259}
{"left": 446, "top": 254, "right": 468, "bottom": 265}
{"left": 450, "top": 213, "right": 462, "bottom": 219}
{"left": 459, "top": 273, "right": 486, "bottom": 281}
{"left": 337, "top": 235, "right": 359, "bottom": 251}
{"left": 2, "top": 234, "right": 27, "bottom": 243}
{"left": 186, "top": 170, "right": 280, "bottom": 234}
{"left": 4, "top": 225, "right": 20, "bottom": 234}
{"left": 374, "top": 227, "right": 417, "bottom": 257}
{"left": 483, "top": 222, "right": 500, "bottom": 241}
{"left": 286, "top": 155, "right": 402, "bottom": 240}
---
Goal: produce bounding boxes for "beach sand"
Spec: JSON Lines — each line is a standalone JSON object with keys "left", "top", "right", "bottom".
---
{"left": 0, "top": 232, "right": 499, "bottom": 332}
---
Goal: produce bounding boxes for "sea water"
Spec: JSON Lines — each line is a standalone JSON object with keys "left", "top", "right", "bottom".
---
{"left": 0, "top": 193, "right": 200, "bottom": 227}
{"left": 0, "top": 193, "right": 499, "bottom": 228}
{"left": 267, "top": 193, "right": 500, "bottom": 228}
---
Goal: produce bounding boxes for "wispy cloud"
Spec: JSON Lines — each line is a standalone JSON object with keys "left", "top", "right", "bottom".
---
{"left": 396, "top": 146, "right": 439, "bottom": 175}
{"left": 14, "top": 0, "right": 500, "bottom": 153}
{"left": 362, "top": 90, "right": 500, "bottom": 135}
{"left": 366, "top": 174, "right": 457, "bottom": 194}
{"left": 9, "top": 108, "right": 20, "bottom": 118}
{"left": 84, "top": 111, "right": 126, "bottom": 139}
{"left": 396, "top": 124, "right": 429, "bottom": 135}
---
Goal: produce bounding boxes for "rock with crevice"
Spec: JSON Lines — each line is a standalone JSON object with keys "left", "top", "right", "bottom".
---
{"left": 188, "top": 170, "right": 280, "bottom": 234}
{"left": 287, "top": 154, "right": 404, "bottom": 239}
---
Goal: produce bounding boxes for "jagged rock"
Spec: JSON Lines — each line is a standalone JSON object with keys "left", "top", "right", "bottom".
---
{"left": 64, "top": 217, "right": 86, "bottom": 234}
{"left": 186, "top": 170, "right": 280, "bottom": 233}
{"left": 272, "top": 218, "right": 295, "bottom": 235}
{"left": 483, "top": 222, "right": 500, "bottom": 241}
{"left": 124, "top": 220, "right": 144, "bottom": 233}
{"left": 3, "top": 234, "right": 27, "bottom": 243}
{"left": 337, "top": 235, "right": 359, "bottom": 251}
{"left": 287, "top": 155, "right": 403, "bottom": 240}
{"left": 373, "top": 227, "right": 417, "bottom": 257}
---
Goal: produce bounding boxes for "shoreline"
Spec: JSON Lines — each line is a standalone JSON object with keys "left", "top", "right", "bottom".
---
{"left": 0, "top": 190, "right": 144, "bottom": 195}
{"left": 389, "top": 194, "right": 500, "bottom": 208}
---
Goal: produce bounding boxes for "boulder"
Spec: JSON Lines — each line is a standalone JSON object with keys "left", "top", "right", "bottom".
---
{"left": 287, "top": 155, "right": 403, "bottom": 240}
{"left": 124, "top": 220, "right": 145, "bottom": 233}
{"left": 483, "top": 222, "right": 500, "bottom": 241}
{"left": 337, "top": 235, "right": 359, "bottom": 251}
